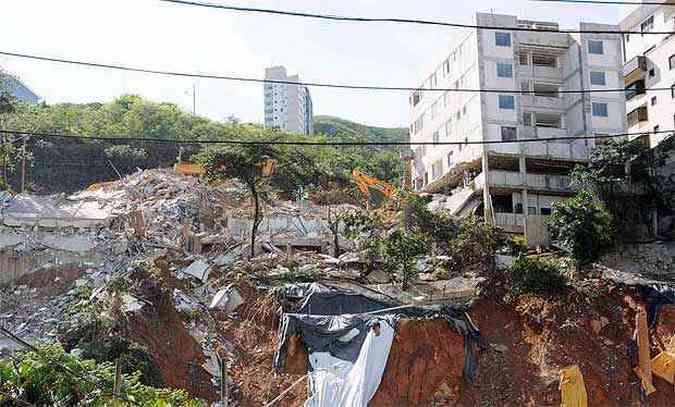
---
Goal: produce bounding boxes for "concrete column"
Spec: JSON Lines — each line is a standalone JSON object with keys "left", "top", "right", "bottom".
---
{"left": 519, "top": 156, "right": 529, "bottom": 244}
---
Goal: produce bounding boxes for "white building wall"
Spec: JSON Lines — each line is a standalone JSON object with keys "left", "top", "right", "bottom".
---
{"left": 621, "top": 5, "right": 675, "bottom": 147}
{"left": 263, "top": 67, "right": 313, "bottom": 135}
{"left": 409, "top": 12, "right": 626, "bottom": 219}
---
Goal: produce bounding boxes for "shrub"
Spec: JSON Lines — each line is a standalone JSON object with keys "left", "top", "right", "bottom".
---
{"left": 547, "top": 190, "right": 615, "bottom": 265}
{"left": 380, "top": 230, "right": 427, "bottom": 290}
{"left": 404, "top": 194, "right": 458, "bottom": 245}
{"left": 509, "top": 255, "right": 568, "bottom": 296}
{"left": 0, "top": 344, "right": 203, "bottom": 406}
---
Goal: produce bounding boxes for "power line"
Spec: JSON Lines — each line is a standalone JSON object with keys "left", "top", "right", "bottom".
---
{"left": 0, "top": 128, "right": 671, "bottom": 146}
{"left": 533, "top": 0, "right": 670, "bottom": 5}
{"left": 160, "top": 0, "right": 675, "bottom": 35}
{"left": 2, "top": 50, "right": 675, "bottom": 95}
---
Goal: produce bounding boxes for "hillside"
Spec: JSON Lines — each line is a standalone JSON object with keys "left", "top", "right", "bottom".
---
{"left": 313, "top": 115, "right": 408, "bottom": 144}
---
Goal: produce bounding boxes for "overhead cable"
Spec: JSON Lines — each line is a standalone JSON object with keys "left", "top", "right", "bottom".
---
{"left": 533, "top": 0, "right": 670, "bottom": 6}
{"left": 0, "top": 128, "right": 670, "bottom": 146}
{"left": 160, "top": 0, "right": 675, "bottom": 35}
{"left": 2, "top": 50, "right": 675, "bottom": 95}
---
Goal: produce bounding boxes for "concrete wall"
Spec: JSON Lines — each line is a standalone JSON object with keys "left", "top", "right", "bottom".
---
{"left": 621, "top": 5, "right": 675, "bottom": 147}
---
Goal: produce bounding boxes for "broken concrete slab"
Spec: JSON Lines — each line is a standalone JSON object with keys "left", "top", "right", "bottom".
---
{"left": 209, "top": 285, "right": 244, "bottom": 313}
{"left": 181, "top": 260, "right": 210, "bottom": 282}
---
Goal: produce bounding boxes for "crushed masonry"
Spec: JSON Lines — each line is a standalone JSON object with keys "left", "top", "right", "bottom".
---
{"left": 1, "top": 168, "right": 675, "bottom": 405}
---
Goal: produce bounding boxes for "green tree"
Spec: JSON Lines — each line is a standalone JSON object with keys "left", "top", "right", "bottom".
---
{"left": 547, "top": 190, "right": 615, "bottom": 265}
{"left": 198, "top": 139, "right": 318, "bottom": 257}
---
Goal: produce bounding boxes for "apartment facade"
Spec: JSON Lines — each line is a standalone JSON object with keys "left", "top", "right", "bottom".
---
{"left": 264, "top": 66, "right": 314, "bottom": 135}
{"left": 620, "top": 3, "right": 675, "bottom": 147}
{"left": 1, "top": 73, "right": 40, "bottom": 104}
{"left": 410, "top": 13, "right": 626, "bottom": 245}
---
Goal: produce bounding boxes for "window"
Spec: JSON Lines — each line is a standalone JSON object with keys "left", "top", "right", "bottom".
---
{"left": 495, "top": 32, "right": 511, "bottom": 47}
{"left": 540, "top": 207, "right": 552, "bottom": 216}
{"left": 654, "top": 125, "right": 660, "bottom": 135}
{"left": 592, "top": 102, "right": 608, "bottom": 117}
{"left": 497, "top": 63, "right": 513, "bottom": 78}
{"left": 670, "top": 55, "right": 675, "bottom": 70}
{"left": 626, "top": 79, "right": 646, "bottom": 100}
{"left": 414, "top": 115, "right": 424, "bottom": 134}
{"left": 626, "top": 33, "right": 630, "bottom": 43}
{"left": 649, "top": 68, "right": 656, "bottom": 78}
{"left": 501, "top": 126, "right": 517, "bottom": 141}
{"left": 651, "top": 96, "right": 657, "bottom": 106}
{"left": 411, "top": 90, "right": 422, "bottom": 107}
{"left": 443, "top": 59, "right": 450, "bottom": 75}
{"left": 523, "top": 112, "right": 532, "bottom": 126}
{"left": 463, "top": 105, "right": 467, "bottom": 115}
{"left": 588, "top": 40, "right": 604, "bottom": 55}
{"left": 590, "top": 71, "right": 606, "bottom": 86}
{"left": 432, "top": 160, "right": 443, "bottom": 180}
{"left": 447, "top": 151, "right": 454, "bottom": 167}
{"left": 498, "top": 95, "right": 515, "bottom": 110}
{"left": 641, "top": 15, "right": 654, "bottom": 34}
{"left": 433, "top": 131, "right": 440, "bottom": 143}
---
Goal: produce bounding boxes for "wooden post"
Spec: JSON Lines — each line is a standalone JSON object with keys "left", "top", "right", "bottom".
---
{"left": 634, "top": 307, "right": 656, "bottom": 395}
{"left": 113, "top": 358, "right": 123, "bottom": 399}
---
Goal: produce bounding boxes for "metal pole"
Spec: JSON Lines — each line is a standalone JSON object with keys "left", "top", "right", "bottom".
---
{"left": 20, "top": 136, "right": 26, "bottom": 193}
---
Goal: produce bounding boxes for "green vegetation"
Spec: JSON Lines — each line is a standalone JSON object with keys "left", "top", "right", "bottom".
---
{"left": 313, "top": 115, "right": 407, "bottom": 147}
{"left": 0, "top": 344, "right": 203, "bottom": 406}
{"left": 547, "top": 190, "right": 615, "bottom": 265}
{"left": 0, "top": 96, "right": 403, "bottom": 194}
{"left": 508, "top": 255, "right": 568, "bottom": 296}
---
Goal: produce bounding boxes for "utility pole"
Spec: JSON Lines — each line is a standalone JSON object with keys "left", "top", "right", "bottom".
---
{"left": 20, "top": 136, "right": 27, "bottom": 193}
{"left": 192, "top": 83, "right": 197, "bottom": 116}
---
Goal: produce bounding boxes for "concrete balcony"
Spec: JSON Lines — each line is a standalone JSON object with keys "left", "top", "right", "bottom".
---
{"left": 519, "top": 65, "right": 562, "bottom": 81}
{"left": 521, "top": 95, "right": 564, "bottom": 110}
{"left": 624, "top": 55, "right": 647, "bottom": 85}
{"left": 488, "top": 170, "right": 572, "bottom": 193}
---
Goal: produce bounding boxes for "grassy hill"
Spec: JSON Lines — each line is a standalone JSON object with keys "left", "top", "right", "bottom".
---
{"left": 313, "top": 115, "right": 408, "bottom": 144}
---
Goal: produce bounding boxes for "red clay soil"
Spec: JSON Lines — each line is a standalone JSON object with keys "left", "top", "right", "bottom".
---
{"left": 370, "top": 319, "right": 466, "bottom": 406}
{"left": 458, "top": 295, "right": 675, "bottom": 407}
{"left": 126, "top": 286, "right": 217, "bottom": 402}
{"left": 218, "top": 281, "right": 307, "bottom": 407}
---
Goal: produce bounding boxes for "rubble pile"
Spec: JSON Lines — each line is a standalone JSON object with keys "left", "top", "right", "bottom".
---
{"left": 1, "top": 168, "right": 675, "bottom": 406}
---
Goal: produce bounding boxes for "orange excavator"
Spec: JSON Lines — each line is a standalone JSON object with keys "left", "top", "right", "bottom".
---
{"left": 351, "top": 169, "right": 398, "bottom": 210}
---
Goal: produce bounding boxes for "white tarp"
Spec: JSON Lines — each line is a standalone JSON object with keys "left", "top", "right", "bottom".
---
{"left": 305, "top": 319, "right": 394, "bottom": 407}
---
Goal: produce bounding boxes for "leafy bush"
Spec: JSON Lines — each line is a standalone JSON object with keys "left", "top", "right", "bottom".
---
{"left": 446, "top": 216, "right": 507, "bottom": 273}
{"left": 404, "top": 194, "right": 458, "bottom": 245}
{"left": 509, "top": 255, "right": 568, "bottom": 295}
{"left": 380, "top": 230, "right": 428, "bottom": 290}
{"left": 0, "top": 344, "right": 203, "bottom": 406}
{"left": 547, "top": 190, "right": 615, "bottom": 265}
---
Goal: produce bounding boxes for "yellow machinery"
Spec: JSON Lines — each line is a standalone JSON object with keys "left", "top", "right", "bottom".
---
{"left": 352, "top": 169, "right": 398, "bottom": 209}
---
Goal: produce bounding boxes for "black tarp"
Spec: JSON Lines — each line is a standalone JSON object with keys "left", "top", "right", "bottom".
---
{"left": 274, "top": 287, "right": 482, "bottom": 383}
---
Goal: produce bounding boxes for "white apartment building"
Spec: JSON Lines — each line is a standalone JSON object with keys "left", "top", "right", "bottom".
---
{"left": 410, "top": 13, "right": 626, "bottom": 245}
{"left": 264, "top": 66, "right": 314, "bottom": 135}
{"left": 620, "top": 2, "right": 675, "bottom": 147}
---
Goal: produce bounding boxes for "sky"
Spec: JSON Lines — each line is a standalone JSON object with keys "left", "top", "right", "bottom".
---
{"left": 0, "top": 0, "right": 632, "bottom": 128}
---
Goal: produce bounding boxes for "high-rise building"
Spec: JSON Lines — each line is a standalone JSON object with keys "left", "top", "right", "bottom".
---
{"left": 264, "top": 66, "right": 313, "bottom": 135}
{"left": 620, "top": 1, "right": 675, "bottom": 148}
{"left": 1, "top": 73, "right": 40, "bottom": 104}
{"left": 410, "top": 13, "right": 626, "bottom": 246}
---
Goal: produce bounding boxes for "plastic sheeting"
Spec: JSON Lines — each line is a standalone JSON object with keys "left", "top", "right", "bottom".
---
{"left": 274, "top": 288, "right": 483, "bottom": 383}
{"left": 306, "top": 319, "right": 394, "bottom": 407}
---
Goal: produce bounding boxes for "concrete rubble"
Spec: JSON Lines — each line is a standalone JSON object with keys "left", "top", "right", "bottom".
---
{"left": 1, "top": 167, "right": 673, "bottom": 405}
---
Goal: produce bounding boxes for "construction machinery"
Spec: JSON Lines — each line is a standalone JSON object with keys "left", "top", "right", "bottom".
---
{"left": 351, "top": 169, "right": 398, "bottom": 209}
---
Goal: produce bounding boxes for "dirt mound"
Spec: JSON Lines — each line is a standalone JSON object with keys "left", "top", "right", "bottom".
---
{"left": 126, "top": 277, "right": 217, "bottom": 401}
{"left": 371, "top": 319, "right": 466, "bottom": 406}
{"left": 459, "top": 294, "right": 675, "bottom": 406}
